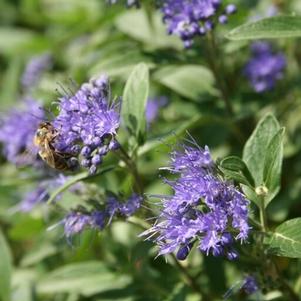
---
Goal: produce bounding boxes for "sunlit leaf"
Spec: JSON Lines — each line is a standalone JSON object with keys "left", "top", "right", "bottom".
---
{"left": 267, "top": 218, "right": 301, "bottom": 258}
{"left": 227, "top": 16, "right": 301, "bottom": 40}
{"left": 154, "top": 65, "right": 217, "bottom": 101}
{"left": 121, "top": 63, "right": 149, "bottom": 145}
{"left": 263, "top": 128, "right": 285, "bottom": 207}
{"left": 219, "top": 156, "right": 255, "bottom": 187}
{"left": 37, "top": 261, "right": 131, "bottom": 297}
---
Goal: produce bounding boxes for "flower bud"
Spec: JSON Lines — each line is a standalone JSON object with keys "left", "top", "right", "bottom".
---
{"left": 176, "top": 243, "right": 193, "bottom": 261}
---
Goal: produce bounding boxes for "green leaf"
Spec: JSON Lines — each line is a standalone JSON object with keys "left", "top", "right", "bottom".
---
{"left": 0, "top": 28, "right": 49, "bottom": 56}
{"left": 20, "top": 243, "right": 57, "bottom": 267}
{"left": 12, "top": 269, "right": 38, "bottom": 301}
{"left": 219, "top": 156, "right": 255, "bottom": 187}
{"left": 267, "top": 218, "right": 301, "bottom": 258}
{"left": 115, "top": 10, "right": 181, "bottom": 49}
{"left": 227, "top": 16, "right": 301, "bottom": 40}
{"left": 121, "top": 63, "right": 149, "bottom": 145}
{"left": 88, "top": 43, "right": 153, "bottom": 79}
{"left": 0, "top": 28, "right": 35, "bottom": 53}
{"left": 37, "top": 261, "right": 131, "bottom": 297}
{"left": 263, "top": 128, "right": 285, "bottom": 207}
{"left": 220, "top": 169, "right": 251, "bottom": 187}
{"left": 242, "top": 114, "right": 281, "bottom": 207}
{"left": 243, "top": 114, "right": 280, "bottom": 187}
{"left": 9, "top": 216, "right": 44, "bottom": 241}
{"left": 0, "top": 230, "right": 12, "bottom": 301}
{"left": 153, "top": 65, "right": 217, "bottom": 101}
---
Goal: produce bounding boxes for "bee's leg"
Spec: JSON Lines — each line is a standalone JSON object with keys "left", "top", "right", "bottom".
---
{"left": 49, "top": 132, "right": 59, "bottom": 143}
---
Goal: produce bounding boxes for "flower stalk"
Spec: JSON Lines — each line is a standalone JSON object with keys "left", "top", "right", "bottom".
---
{"left": 117, "top": 144, "right": 144, "bottom": 195}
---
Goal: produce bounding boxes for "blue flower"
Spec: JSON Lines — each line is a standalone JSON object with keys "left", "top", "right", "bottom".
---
{"left": 63, "top": 211, "right": 93, "bottom": 238}
{"left": 63, "top": 210, "right": 106, "bottom": 238}
{"left": 242, "top": 275, "right": 259, "bottom": 294}
{"left": 53, "top": 75, "right": 120, "bottom": 174}
{"left": 142, "top": 141, "right": 250, "bottom": 260}
{"left": 0, "top": 99, "right": 44, "bottom": 165}
{"left": 161, "top": 0, "right": 237, "bottom": 47}
{"left": 120, "top": 194, "right": 143, "bottom": 216}
{"left": 21, "top": 53, "right": 52, "bottom": 90}
{"left": 105, "top": 194, "right": 143, "bottom": 222}
{"left": 61, "top": 194, "right": 142, "bottom": 238}
{"left": 244, "top": 42, "right": 286, "bottom": 93}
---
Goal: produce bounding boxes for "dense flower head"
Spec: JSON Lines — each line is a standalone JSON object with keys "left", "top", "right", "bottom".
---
{"left": 244, "top": 42, "right": 286, "bottom": 93}
{"left": 53, "top": 75, "right": 120, "bottom": 174}
{"left": 145, "top": 96, "right": 168, "bottom": 125}
{"left": 0, "top": 99, "right": 44, "bottom": 165}
{"left": 160, "top": 0, "right": 237, "bottom": 47}
{"left": 21, "top": 53, "right": 52, "bottom": 90}
{"left": 142, "top": 141, "right": 250, "bottom": 260}
{"left": 62, "top": 194, "right": 142, "bottom": 237}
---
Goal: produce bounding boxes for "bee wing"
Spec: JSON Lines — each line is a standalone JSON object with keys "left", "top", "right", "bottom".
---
{"left": 17, "top": 145, "right": 39, "bottom": 166}
{"left": 43, "top": 141, "right": 56, "bottom": 168}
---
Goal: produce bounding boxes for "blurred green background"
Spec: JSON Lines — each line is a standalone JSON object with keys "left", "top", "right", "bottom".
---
{"left": 1, "top": 0, "right": 301, "bottom": 300}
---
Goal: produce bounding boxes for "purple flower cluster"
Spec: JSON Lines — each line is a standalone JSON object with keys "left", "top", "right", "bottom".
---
{"left": 142, "top": 141, "right": 250, "bottom": 260}
{"left": 63, "top": 194, "right": 143, "bottom": 237}
{"left": 53, "top": 75, "right": 120, "bottom": 174}
{"left": 21, "top": 53, "right": 52, "bottom": 90}
{"left": 244, "top": 42, "right": 286, "bottom": 93}
{"left": 0, "top": 99, "right": 44, "bottom": 165}
{"left": 161, "top": 0, "right": 236, "bottom": 47}
{"left": 145, "top": 96, "right": 168, "bottom": 126}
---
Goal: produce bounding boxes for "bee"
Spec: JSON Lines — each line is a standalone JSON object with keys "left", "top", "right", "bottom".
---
{"left": 34, "top": 122, "right": 73, "bottom": 171}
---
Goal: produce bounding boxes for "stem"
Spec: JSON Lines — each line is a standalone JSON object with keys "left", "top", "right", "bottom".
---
{"left": 116, "top": 144, "right": 143, "bottom": 195}
{"left": 248, "top": 216, "right": 262, "bottom": 230}
{"left": 205, "top": 32, "right": 234, "bottom": 117}
{"left": 127, "top": 216, "right": 150, "bottom": 230}
{"left": 259, "top": 197, "right": 268, "bottom": 232}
